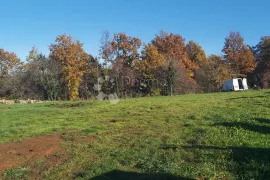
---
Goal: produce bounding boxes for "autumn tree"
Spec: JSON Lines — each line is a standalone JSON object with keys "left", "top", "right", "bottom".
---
{"left": 109, "top": 59, "right": 138, "bottom": 98}
{"left": 151, "top": 31, "right": 198, "bottom": 79}
{"left": 99, "top": 32, "right": 142, "bottom": 98}
{"left": 253, "top": 36, "right": 270, "bottom": 88}
{"left": 133, "top": 44, "right": 166, "bottom": 95}
{"left": 222, "top": 32, "right": 256, "bottom": 76}
{"left": 137, "top": 44, "right": 165, "bottom": 79}
{"left": 195, "top": 55, "right": 233, "bottom": 92}
{"left": 49, "top": 35, "right": 89, "bottom": 100}
{"left": 150, "top": 31, "right": 199, "bottom": 95}
{"left": 110, "top": 32, "right": 142, "bottom": 67}
{"left": 208, "top": 55, "right": 233, "bottom": 87}
{"left": 0, "top": 49, "right": 22, "bottom": 98}
{"left": 186, "top": 40, "right": 208, "bottom": 64}
{"left": 0, "top": 49, "right": 21, "bottom": 77}
{"left": 99, "top": 31, "right": 142, "bottom": 68}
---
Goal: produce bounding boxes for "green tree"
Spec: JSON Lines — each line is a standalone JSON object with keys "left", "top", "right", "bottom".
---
{"left": 254, "top": 36, "right": 270, "bottom": 61}
{"left": 79, "top": 56, "right": 101, "bottom": 99}
{"left": 23, "top": 47, "right": 61, "bottom": 100}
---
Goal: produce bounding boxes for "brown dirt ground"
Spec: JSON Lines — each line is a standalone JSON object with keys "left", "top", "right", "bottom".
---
{"left": 0, "top": 134, "right": 64, "bottom": 174}
{"left": 99, "top": 119, "right": 124, "bottom": 125}
{"left": 53, "top": 102, "right": 87, "bottom": 109}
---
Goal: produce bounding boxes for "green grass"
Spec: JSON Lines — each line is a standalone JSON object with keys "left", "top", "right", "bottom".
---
{"left": 1, "top": 90, "right": 270, "bottom": 179}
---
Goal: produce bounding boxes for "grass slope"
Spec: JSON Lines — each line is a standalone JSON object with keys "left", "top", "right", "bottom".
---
{"left": 0, "top": 90, "right": 270, "bottom": 179}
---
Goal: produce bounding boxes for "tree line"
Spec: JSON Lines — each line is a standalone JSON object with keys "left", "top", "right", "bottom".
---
{"left": 0, "top": 31, "right": 269, "bottom": 101}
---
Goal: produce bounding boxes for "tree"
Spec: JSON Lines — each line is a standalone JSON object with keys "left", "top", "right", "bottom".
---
{"left": 222, "top": 32, "right": 256, "bottom": 76}
{"left": 254, "top": 36, "right": 270, "bottom": 62}
{"left": 195, "top": 55, "right": 233, "bottom": 92}
{"left": 23, "top": 47, "right": 48, "bottom": 99}
{"left": 252, "top": 37, "right": 270, "bottom": 88}
{"left": 49, "top": 35, "right": 89, "bottom": 100}
{"left": 186, "top": 41, "right": 208, "bottom": 64}
{"left": 238, "top": 48, "right": 257, "bottom": 74}
{"left": 99, "top": 31, "right": 113, "bottom": 65}
{"left": 0, "top": 49, "right": 21, "bottom": 77}
{"left": 137, "top": 44, "right": 166, "bottom": 79}
{"left": 151, "top": 31, "right": 199, "bottom": 95}
{"left": 79, "top": 56, "right": 101, "bottom": 99}
{"left": 0, "top": 70, "right": 24, "bottom": 99}
{"left": 109, "top": 59, "right": 137, "bottom": 98}
{"left": 19, "top": 47, "right": 62, "bottom": 100}
{"left": 110, "top": 32, "right": 142, "bottom": 67}
{"left": 0, "top": 49, "right": 22, "bottom": 99}
{"left": 40, "top": 59, "right": 62, "bottom": 100}
{"left": 99, "top": 32, "right": 142, "bottom": 98}
{"left": 133, "top": 44, "right": 166, "bottom": 96}
{"left": 151, "top": 31, "right": 198, "bottom": 79}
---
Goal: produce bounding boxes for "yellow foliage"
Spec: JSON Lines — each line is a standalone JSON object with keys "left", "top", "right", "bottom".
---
{"left": 49, "top": 35, "right": 89, "bottom": 100}
{"left": 137, "top": 44, "right": 165, "bottom": 79}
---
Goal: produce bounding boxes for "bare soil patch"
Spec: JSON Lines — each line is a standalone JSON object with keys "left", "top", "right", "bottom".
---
{"left": 0, "top": 134, "right": 64, "bottom": 174}
{"left": 0, "top": 107, "right": 10, "bottom": 110}
{"left": 51, "top": 102, "right": 90, "bottom": 109}
{"left": 100, "top": 119, "right": 124, "bottom": 125}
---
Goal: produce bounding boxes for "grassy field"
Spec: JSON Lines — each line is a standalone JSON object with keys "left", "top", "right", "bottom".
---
{"left": 0, "top": 90, "right": 270, "bottom": 180}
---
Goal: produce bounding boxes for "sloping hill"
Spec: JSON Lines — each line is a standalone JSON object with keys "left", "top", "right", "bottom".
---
{"left": 1, "top": 90, "right": 269, "bottom": 179}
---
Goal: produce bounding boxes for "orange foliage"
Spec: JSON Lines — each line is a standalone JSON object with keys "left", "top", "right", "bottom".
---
{"left": 0, "top": 49, "right": 21, "bottom": 77}
{"left": 222, "top": 32, "right": 256, "bottom": 76}
{"left": 49, "top": 35, "right": 89, "bottom": 100}
{"left": 151, "top": 31, "right": 199, "bottom": 78}
{"left": 186, "top": 41, "right": 208, "bottom": 63}
{"left": 110, "top": 33, "right": 142, "bottom": 67}
{"left": 137, "top": 44, "right": 166, "bottom": 79}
